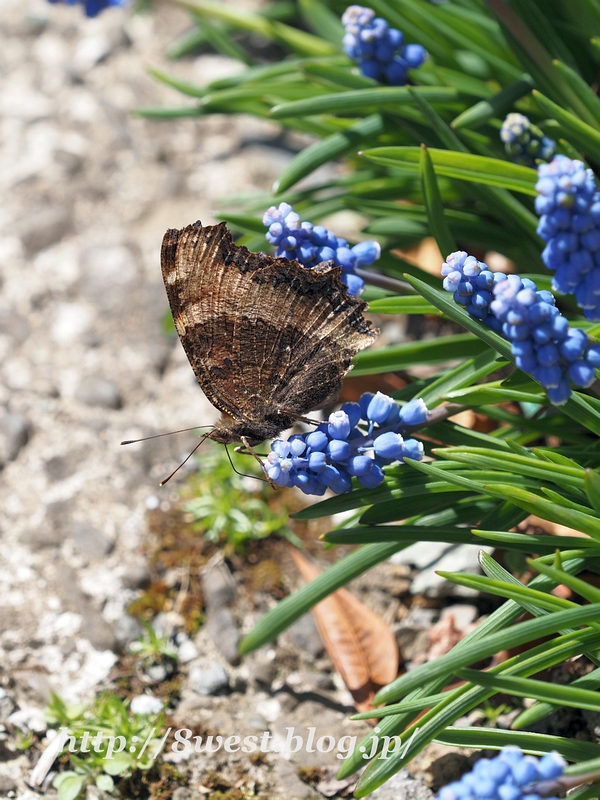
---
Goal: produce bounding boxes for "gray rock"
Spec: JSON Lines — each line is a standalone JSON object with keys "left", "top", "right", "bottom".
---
{"left": 389, "top": 541, "right": 451, "bottom": 570}
{"left": 251, "top": 659, "right": 277, "bottom": 689}
{"left": 0, "top": 688, "right": 15, "bottom": 722}
{"left": 409, "top": 545, "right": 494, "bottom": 598}
{"left": 7, "top": 705, "right": 47, "bottom": 733}
{"left": 369, "top": 769, "right": 434, "bottom": 799}
{"left": 176, "top": 637, "right": 198, "bottom": 664}
{"left": 44, "top": 454, "right": 71, "bottom": 483}
{"left": 0, "top": 773, "right": 17, "bottom": 794}
{"left": 24, "top": 498, "right": 72, "bottom": 549}
{"left": 189, "top": 660, "right": 230, "bottom": 696}
{"left": 393, "top": 623, "right": 429, "bottom": 663}
{"left": 75, "top": 377, "right": 122, "bottom": 410}
{"left": 0, "top": 412, "right": 29, "bottom": 467}
{"left": 121, "top": 562, "right": 152, "bottom": 590}
{"left": 112, "top": 614, "right": 143, "bottom": 645}
{"left": 72, "top": 522, "right": 113, "bottom": 559}
{"left": 286, "top": 614, "right": 325, "bottom": 659}
{"left": 130, "top": 694, "right": 163, "bottom": 715}
{"left": 79, "top": 243, "right": 137, "bottom": 298}
{"left": 201, "top": 563, "right": 236, "bottom": 611}
{"left": 205, "top": 607, "right": 240, "bottom": 666}
{"left": 440, "top": 604, "right": 478, "bottom": 631}
{"left": 275, "top": 761, "right": 321, "bottom": 799}
{"left": 19, "top": 207, "right": 73, "bottom": 255}
{"left": 145, "top": 664, "right": 169, "bottom": 682}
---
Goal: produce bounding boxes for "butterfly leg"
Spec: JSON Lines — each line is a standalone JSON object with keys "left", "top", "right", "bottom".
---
{"left": 239, "top": 437, "right": 278, "bottom": 489}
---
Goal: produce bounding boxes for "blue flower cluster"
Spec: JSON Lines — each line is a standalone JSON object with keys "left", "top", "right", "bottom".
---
{"left": 536, "top": 155, "right": 600, "bottom": 321}
{"left": 47, "top": 0, "right": 127, "bottom": 16}
{"left": 341, "top": 5, "right": 427, "bottom": 86}
{"left": 263, "top": 203, "right": 381, "bottom": 296}
{"left": 500, "top": 113, "right": 555, "bottom": 168}
{"left": 265, "top": 392, "right": 427, "bottom": 495}
{"left": 442, "top": 251, "right": 600, "bottom": 405}
{"left": 437, "top": 746, "right": 565, "bottom": 800}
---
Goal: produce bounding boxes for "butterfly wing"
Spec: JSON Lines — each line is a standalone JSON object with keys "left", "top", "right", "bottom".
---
{"left": 161, "top": 221, "right": 377, "bottom": 429}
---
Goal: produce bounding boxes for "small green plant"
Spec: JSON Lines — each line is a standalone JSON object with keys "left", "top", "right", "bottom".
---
{"left": 46, "top": 692, "right": 166, "bottom": 800}
{"left": 183, "top": 443, "right": 299, "bottom": 549}
{"left": 130, "top": 620, "right": 178, "bottom": 663}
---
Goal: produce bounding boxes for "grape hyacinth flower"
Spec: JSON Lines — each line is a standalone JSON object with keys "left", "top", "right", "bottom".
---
{"left": 536, "top": 155, "right": 600, "bottom": 321}
{"left": 265, "top": 392, "right": 427, "bottom": 495}
{"left": 442, "top": 250, "right": 600, "bottom": 405}
{"left": 342, "top": 5, "right": 427, "bottom": 86}
{"left": 436, "top": 746, "right": 565, "bottom": 800}
{"left": 263, "top": 202, "right": 381, "bottom": 296}
{"left": 500, "top": 113, "right": 555, "bottom": 168}
{"left": 47, "top": 0, "right": 128, "bottom": 16}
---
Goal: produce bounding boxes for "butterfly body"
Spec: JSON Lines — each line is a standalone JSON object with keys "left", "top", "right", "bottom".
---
{"left": 160, "top": 221, "right": 378, "bottom": 445}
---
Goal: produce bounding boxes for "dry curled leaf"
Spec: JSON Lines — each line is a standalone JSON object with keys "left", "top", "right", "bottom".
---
{"left": 291, "top": 548, "right": 399, "bottom": 712}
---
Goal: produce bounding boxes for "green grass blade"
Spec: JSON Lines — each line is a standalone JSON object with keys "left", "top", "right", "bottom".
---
{"left": 452, "top": 75, "right": 534, "bottom": 129}
{"left": 238, "top": 542, "right": 405, "bottom": 654}
{"left": 273, "top": 114, "right": 386, "bottom": 194}
{"left": 435, "top": 726, "right": 600, "bottom": 760}
{"left": 373, "top": 602, "right": 600, "bottom": 704}
{"left": 269, "top": 86, "right": 458, "bottom": 117}
{"left": 360, "top": 147, "right": 538, "bottom": 194}
{"left": 420, "top": 144, "right": 457, "bottom": 257}
{"left": 533, "top": 90, "right": 600, "bottom": 163}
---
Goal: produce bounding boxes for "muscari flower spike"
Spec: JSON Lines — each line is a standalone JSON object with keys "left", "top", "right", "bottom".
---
{"left": 263, "top": 202, "right": 381, "bottom": 296}
{"left": 265, "top": 392, "right": 427, "bottom": 496}
{"left": 341, "top": 5, "right": 426, "bottom": 86}
{"left": 500, "top": 113, "right": 555, "bottom": 168}
{"left": 436, "top": 746, "right": 565, "bottom": 800}
{"left": 442, "top": 250, "right": 600, "bottom": 405}
{"left": 47, "top": 0, "right": 127, "bottom": 17}
{"left": 536, "top": 154, "right": 600, "bottom": 321}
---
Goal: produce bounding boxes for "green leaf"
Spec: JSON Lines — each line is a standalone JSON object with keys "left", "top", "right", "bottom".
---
{"left": 533, "top": 90, "right": 600, "bottom": 164}
{"left": 238, "top": 542, "right": 404, "bottom": 654}
{"left": 585, "top": 469, "right": 600, "bottom": 515}
{"left": 481, "top": 483, "right": 600, "bottom": 540}
{"left": 366, "top": 295, "right": 438, "bottom": 315}
{"left": 297, "top": 0, "right": 344, "bottom": 44}
{"left": 526, "top": 558, "right": 600, "bottom": 604}
{"left": 452, "top": 76, "right": 534, "bottom": 129}
{"left": 435, "top": 726, "right": 600, "bottom": 761}
{"left": 103, "top": 752, "right": 133, "bottom": 776}
{"left": 420, "top": 144, "right": 457, "bottom": 257}
{"left": 55, "top": 774, "right": 86, "bottom": 800}
{"left": 435, "top": 571, "right": 578, "bottom": 613}
{"left": 552, "top": 59, "right": 600, "bottom": 128}
{"left": 269, "top": 86, "right": 458, "bottom": 118}
{"left": 512, "top": 667, "right": 600, "bottom": 730}
{"left": 96, "top": 774, "right": 114, "bottom": 792}
{"left": 181, "top": 0, "right": 337, "bottom": 56}
{"left": 351, "top": 333, "right": 491, "bottom": 376}
{"left": 273, "top": 114, "right": 386, "bottom": 194}
{"left": 373, "top": 602, "right": 600, "bottom": 705}
{"left": 360, "top": 147, "right": 538, "bottom": 195}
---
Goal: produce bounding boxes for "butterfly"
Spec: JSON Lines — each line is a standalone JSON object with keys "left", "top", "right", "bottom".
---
{"left": 160, "top": 221, "right": 378, "bottom": 451}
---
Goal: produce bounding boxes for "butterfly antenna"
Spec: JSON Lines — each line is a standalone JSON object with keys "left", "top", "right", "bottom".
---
{"left": 159, "top": 432, "right": 211, "bottom": 486}
{"left": 120, "top": 426, "right": 213, "bottom": 445}
{"left": 224, "top": 445, "right": 268, "bottom": 484}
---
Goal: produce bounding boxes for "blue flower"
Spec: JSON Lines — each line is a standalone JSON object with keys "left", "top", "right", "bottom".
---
{"left": 262, "top": 202, "right": 381, "bottom": 297}
{"left": 341, "top": 5, "right": 426, "bottom": 86}
{"left": 47, "top": 0, "right": 127, "bottom": 16}
{"left": 442, "top": 250, "right": 600, "bottom": 405}
{"left": 265, "top": 392, "right": 427, "bottom": 495}
{"left": 435, "top": 746, "right": 565, "bottom": 800}
{"left": 536, "top": 155, "right": 600, "bottom": 321}
{"left": 500, "top": 113, "right": 555, "bottom": 168}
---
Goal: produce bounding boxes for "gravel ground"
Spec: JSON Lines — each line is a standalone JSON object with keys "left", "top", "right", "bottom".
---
{"left": 0, "top": 1, "right": 490, "bottom": 796}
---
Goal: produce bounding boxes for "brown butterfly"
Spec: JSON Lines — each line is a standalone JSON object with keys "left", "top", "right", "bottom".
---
{"left": 160, "top": 221, "right": 378, "bottom": 452}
